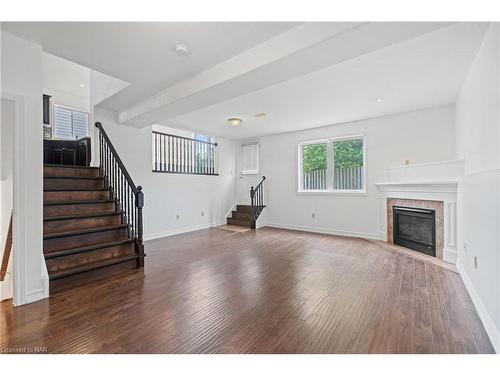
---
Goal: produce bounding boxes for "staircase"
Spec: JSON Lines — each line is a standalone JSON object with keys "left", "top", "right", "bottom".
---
{"left": 43, "top": 122, "right": 145, "bottom": 293}
{"left": 226, "top": 176, "right": 266, "bottom": 229}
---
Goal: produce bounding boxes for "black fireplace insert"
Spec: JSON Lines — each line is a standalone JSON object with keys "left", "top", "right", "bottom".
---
{"left": 393, "top": 206, "right": 436, "bottom": 257}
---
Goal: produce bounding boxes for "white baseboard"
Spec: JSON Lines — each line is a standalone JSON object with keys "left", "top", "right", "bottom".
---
{"left": 443, "top": 247, "right": 457, "bottom": 264}
{"left": 264, "top": 222, "right": 380, "bottom": 240}
{"left": 23, "top": 288, "right": 47, "bottom": 305}
{"left": 144, "top": 221, "right": 226, "bottom": 241}
{"left": 256, "top": 221, "right": 267, "bottom": 229}
{"left": 456, "top": 259, "right": 499, "bottom": 353}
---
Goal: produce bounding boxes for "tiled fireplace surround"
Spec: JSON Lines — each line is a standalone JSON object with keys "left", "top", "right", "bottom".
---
{"left": 386, "top": 198, "right": 444, "bottom": 259}
{"left": 376, "top": 180, "right": 458, "bottom": 264}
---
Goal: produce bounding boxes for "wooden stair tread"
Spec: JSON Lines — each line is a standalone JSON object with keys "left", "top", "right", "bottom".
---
{"left": 44, "top": 188, "right": 109, "bottom": 191}
{"left": 44, "top": 164, "right": 100, "bottom": 169}
{"left": 44, "top": 239, "right": 134, "bottom": 259}
{"left": 44, "top": 211, "right": 121, "bottom": 221}
{"left": 43, "top": 224, "right": 127, "bottom": 240}
{"left": 227, "top": 218, "right": 253, "bottom": 227}
{"left": 44, "top": 176, "right": 104, "bottom": 180}
{"left": 49, "top": 254, "right": 138, "bottom": 280}
{"left": 44, "top": 199, "right": 116, "bottom": 206}
{"left": 227, "top": 204, "right": 266, "bottom": 229}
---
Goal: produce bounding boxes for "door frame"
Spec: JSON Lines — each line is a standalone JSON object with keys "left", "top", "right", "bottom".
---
{"left": 1, "top": 90, "right": 49, "bottom": 305}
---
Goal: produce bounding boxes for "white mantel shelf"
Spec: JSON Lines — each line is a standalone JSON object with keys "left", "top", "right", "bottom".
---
{"left": 375, "top": 180, "right": 458, "bottom": 193}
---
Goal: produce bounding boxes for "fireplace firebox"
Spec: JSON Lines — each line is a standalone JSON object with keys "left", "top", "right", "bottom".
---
{"left": 393, "top": 206, "right": 436, "bottom": 257}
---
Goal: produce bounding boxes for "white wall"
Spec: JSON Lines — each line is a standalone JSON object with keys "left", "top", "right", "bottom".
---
{"left": 0, "top": 98, "right": 14, "bottom": 301}
{"left": 90, "top": 69, "right": 129, "bottom": 107}
{"left": 42, "top": 53, "right": 91, "bottom": 112}
{"left": 455, "top": 23, "right": 500, "bottom": 352}
{"left": 246, "top": 105, "right": 456, "bottom": 239}
{"left": 94, "top": 108, "right": 238, "bottom": 240}
{"left": 1, "top": 31, "right": 47, "bottom": 305}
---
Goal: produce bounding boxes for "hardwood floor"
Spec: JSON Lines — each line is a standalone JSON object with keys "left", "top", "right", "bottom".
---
{"left": 0, "top": 227, "right": 494, "bottom": 353}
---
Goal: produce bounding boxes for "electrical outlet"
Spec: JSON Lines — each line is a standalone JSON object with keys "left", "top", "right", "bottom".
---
{"left": 176, "top": 214, "right": 180, "bottom": 220}
{"left": 201, "top": 211, "right": 205, "bottom": 217}
{"left": 474, "top": 256, "right": 478, "bottom": 269}
{"left": 312, "top": 213, "right": 316, "bottom": 219}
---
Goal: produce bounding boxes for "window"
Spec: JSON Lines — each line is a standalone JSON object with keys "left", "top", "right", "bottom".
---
{"left": 298, "top": 135, "right": 365, "bottom": 193}
{"left": 240, "top": 142, "right": 259, "bottom": 175}
{"left": 195, "top": 133, "right": 215, "bottom": 144}
{"left": 53, "top": 105, "right": 90, "bottom": 140}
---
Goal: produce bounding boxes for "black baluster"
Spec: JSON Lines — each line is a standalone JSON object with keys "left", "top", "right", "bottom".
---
{"left": 210, "top": 144, "right": 214, "bottom": 174}
{"left": 191, "top": 139, "right": 194, "bottom": 174}
{"left": 182, "top": 138, "right": 185, "bottom": 173}
{"left": 164, "top": 134, "right": 167, "bottom": 172}
{"left": 261, "top": 183, "right": 264, "bottom": 209}
{"left": 171, "top": 135, "right": 174, "bottom": 172}
{"left": 202, "top": 143, "right": 206, "bottom": 174}
{"left": 159, "top": 134, "right": 165, "bottom": 172}
{"left": 154, "top": 133, "right": 158, "bottom": 171}
{"left": 183, "top": 138, "right": 186, "bottom": 173}
{"left": 99, "top": 132, "right": 103, "bottom": 177}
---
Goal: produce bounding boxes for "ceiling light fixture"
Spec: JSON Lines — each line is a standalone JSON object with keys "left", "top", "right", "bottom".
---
{"left": 376, "top": 97, "right": 384, "bottom": 103}
{"left": 254, "top": 112, "right": 267, "bottom": 118}
{"left": 227, "top": 118, "right": 243, "bottom": 126}
{"left": 174, "top": 44, "right": 190, "bottom": 56}
{"left": 80, "top": 83, "right": 85, "bottom": 88}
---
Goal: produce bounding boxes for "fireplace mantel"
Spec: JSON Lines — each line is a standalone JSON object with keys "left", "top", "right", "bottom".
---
{"left": 375, "top": 180, "right": 458, "bottom": 264}
{"left": 375, "top": 180, "right": 458, "bottom": 193}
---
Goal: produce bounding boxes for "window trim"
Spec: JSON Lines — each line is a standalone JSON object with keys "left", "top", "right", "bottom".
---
{"left": 52, "top": 103, "right": 90, "bottom": 140}
{"left": 297, "top": 133, "right": 366, "bottom": 194}
{"left": 240, "top": 141, "right": 259, "bottom": 175}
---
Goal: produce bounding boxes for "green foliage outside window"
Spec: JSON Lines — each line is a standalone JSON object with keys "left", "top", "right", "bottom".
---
{"left": 302, "top": 143, "right": 327, "bottom": 173}
{"left": 302, "top": 139, "right": 363, "bottom": 173}
{"left": 334, "top": 139, "right": 363, "bottom": 168}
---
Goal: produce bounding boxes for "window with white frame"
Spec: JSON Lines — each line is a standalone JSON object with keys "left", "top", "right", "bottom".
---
{"left": 240, "top": 142, "right": 259, "bottom": 175}
{"left": 53, "top": 105, "right": 90, "bottom": 140}
{"left": 298, "top": 135, "right": 365, "bottom": 193}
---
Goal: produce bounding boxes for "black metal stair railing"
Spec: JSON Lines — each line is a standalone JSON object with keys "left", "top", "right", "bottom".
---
{"left": 152, "top": 131, "right": 218, "bottom": 175}
{"left": 250, "top": 176, "right": 266, "bottom": 228}
{"left": 95, "top": 122, "right": 144, "bottom": 267}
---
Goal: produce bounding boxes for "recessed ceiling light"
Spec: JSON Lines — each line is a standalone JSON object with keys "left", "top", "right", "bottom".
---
{"left": 174, "top": 44, "right": 190, "bottom": 56}
{"left": 254, "top": 112, "right": 267, "bottom": 118}
{"left": 80, "top": 83, "right": 85, "bottom": 88}
{"left": 227, "top": 118, "right": 243, "bottom": 126}
{"left": 376, "top": 97, "right": 384, "bottom": 103}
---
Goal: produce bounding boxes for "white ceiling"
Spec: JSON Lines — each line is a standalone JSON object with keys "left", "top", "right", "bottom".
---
{"left": 1, "top": 22, "right": 299, "bottom": 110}
{"left": 165, "top": 23, "right": 488, "bottom": 139}
{"left": 1, "top": 22, "right": 489, "bottom": 140}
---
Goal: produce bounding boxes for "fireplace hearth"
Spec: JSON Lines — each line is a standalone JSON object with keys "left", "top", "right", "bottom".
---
{"left": 393, "top": 206, "right": 436, "bottom": 257}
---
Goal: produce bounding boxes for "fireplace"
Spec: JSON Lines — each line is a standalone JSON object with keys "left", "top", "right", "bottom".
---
{"left": 393, "top": 206, "right": 436, "bottom": 257}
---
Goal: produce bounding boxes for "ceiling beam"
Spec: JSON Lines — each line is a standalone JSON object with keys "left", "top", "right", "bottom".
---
{"left": 118, "top": 22, "right": 453, "bottom": 127}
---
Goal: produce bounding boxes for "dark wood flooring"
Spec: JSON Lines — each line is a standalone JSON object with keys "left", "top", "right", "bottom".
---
{"left": 0, "top": 227, "right": 494, "bottom": 353}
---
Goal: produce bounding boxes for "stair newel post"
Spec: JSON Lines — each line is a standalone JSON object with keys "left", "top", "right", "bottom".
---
{"left": 135, "top": 186, "right": 145, "bottom": 267}
{"left": 250, "top": 186, "right": 256, "bottom": 223}
{"left": 261, "top": 176, "right": 265, "bottom": 211}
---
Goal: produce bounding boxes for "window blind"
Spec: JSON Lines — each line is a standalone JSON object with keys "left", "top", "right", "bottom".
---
{"left": 241, "top": 143, "right": 259, "bottom": 174}
{"left": 53, "top": 105, "right": 89, "bottom": 140}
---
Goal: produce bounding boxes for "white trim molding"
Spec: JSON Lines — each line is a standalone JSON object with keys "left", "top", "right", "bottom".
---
{"left": 144, "top": 221, "right": 227, "bottom": 242}
{"left": 375, "top": 180, "right": 458, "bottom": 264}
{"left": 2, "top": 91, "right": 49, "bottom": 306}
{"left": 264, "top": 222, "right": 380, "bottom": 240}
{"left": 457, "top": 260, "right": 499, "bottom": 353}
